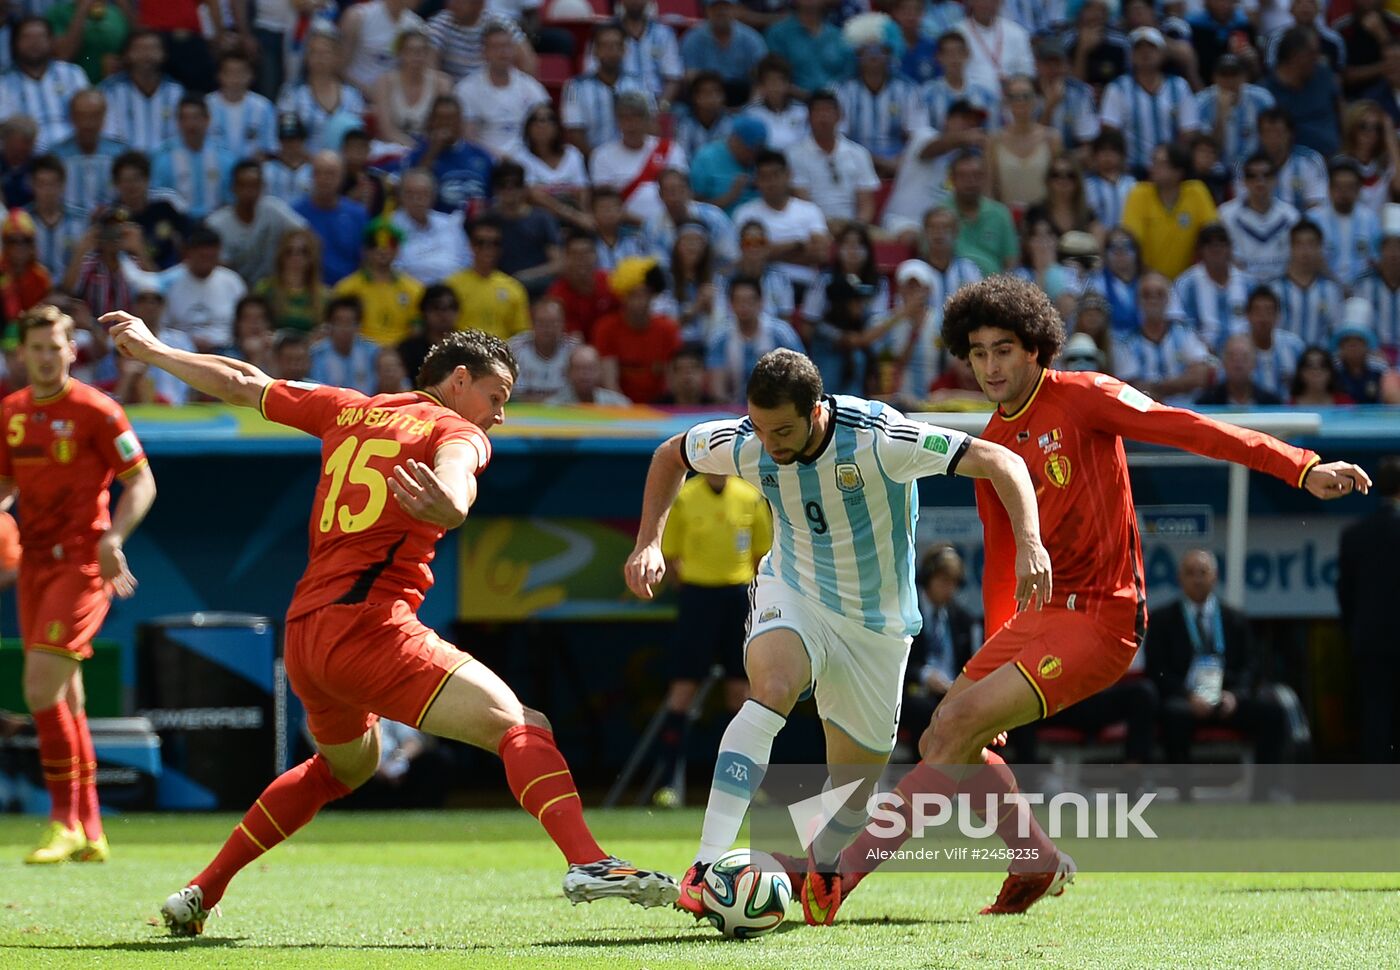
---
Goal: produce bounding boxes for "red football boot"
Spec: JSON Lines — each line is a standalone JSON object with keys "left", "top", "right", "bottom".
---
{"left": 980, "top": 852, "right": 1076, "bottom": 915}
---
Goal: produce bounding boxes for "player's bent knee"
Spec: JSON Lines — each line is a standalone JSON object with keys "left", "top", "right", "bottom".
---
{"left": 747, "top": 674, "right": 802, "bottom": 715}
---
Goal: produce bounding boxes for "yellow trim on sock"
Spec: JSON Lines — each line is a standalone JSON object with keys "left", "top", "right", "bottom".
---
{"left": 519, "top": 769, "right": 570, "bottom": 806}
{"left": 238, "top": 822, "right": 268, "bottom": 854}
{"left": 535, "top": 791, "right": 579, "bottom": 820}
{"left": 255, "top": 799, "right": 290, "bottom": 841}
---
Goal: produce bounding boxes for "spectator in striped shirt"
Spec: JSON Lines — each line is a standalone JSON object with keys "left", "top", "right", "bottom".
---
{"left": 836, "top": 39, "right": 923, "bottom": 178}
{"left": 60, "top": 209, "right": 147, "bottom": 319}
{"left": 1239, "top": 284, "right": 1307, "bottom": 398}
{"left": 1247, "top": 107, "right": 1328, "bottom": 211}
{"left": 207, "top": 50, "right": 279, "bottom": 163}
{"left": 1271, "top": 219, "right": 1343, "bottom": 348}
{"left": 562, "top": 21, "right": 652, "bottom": 155}
{"left": 610, "top": 0, "right": 684, "bottom": 104}
{"left": 1316, "top": 156, "right": 1382, "bottom": 291}
{"left": 1332, "top": 298, "right": 1400, "bottom": 403}
{"left": 50, "top": 89, "right": 121, "bottom": 216}
{"left": 24, "top": 153, "right": 86, "bottom": 279}
{"left": 150, "top": 95, "right": 237, "bottom": 220}
{"left": 261, "top": 112, "right": 313, "bottom": 204}
{"left": 0, "top": 16, "right": 90, "bottom": 151}
{"left": 99, "top": 29, "right": 183, "bottom": 155}
{"left": 1100, "top": 27, "right": 1201, "bottom": 176}
{"left": 674, "top": 71, "right": 735, "bottom": 162}
{"left": 1113, "top": 270, "right": 1213, "bottom": 405}
{"left": 917, "top": 31, "right": 1001, "bottom": 134}
{"left": 1351, "top": 203, "right": 1400, "bottom": 362}
{"left": 918, "top": 206, "right": 983, "bottom": 300}
{"left": 1034, "top": 35, "right": 1099, "bottom": 153}
{"left": 1083, "top": 128, "right": 1137, "bottom": 230}
{"left": 427, "top": 0, "right": 535, "bottom": 84}
{"left": 275, "top": 29, "right": 367, "bottom": 153}
{"left": 1194, "top": 53, "right": 1275, "bottom": 172}
{"left": 1173, "top": 222, "right": 1252, "bottom": 351}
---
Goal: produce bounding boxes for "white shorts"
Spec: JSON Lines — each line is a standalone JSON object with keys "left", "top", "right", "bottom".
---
{"left": 744, "top": 577, "right": 912, "bottom": 754}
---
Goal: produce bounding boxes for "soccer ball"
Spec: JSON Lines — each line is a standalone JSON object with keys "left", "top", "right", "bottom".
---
{"left": 700, "top": 848, "right": 792, "bottom": 939}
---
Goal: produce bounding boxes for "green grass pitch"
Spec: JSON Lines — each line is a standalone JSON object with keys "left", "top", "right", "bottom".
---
{"left": 0, "top": 809, "right": 1396, "bottom": 969}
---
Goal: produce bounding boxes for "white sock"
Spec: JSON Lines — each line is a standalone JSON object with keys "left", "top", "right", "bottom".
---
{"left": 811, "top": 796, "right": 869, "bottom": 869}
{"left": 695, "top": 700, "right": 786, "bottom": 865}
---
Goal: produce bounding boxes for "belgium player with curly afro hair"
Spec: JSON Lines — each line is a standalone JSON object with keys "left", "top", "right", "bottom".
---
{"left": 940, "top": 274, "right": 1065, "bottom": 412}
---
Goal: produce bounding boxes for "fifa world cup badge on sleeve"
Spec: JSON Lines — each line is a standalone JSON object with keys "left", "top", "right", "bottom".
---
{"left": 922, "top": 433, "right": 949, "bottom": 454}
{"left": 114, "top": 430, "right": 141, "bottom": 462}
{"left": 689, "top": 433, "right": 711, "bottom": 463}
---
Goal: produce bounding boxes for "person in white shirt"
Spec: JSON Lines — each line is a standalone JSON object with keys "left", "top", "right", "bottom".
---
{"left": 786, "top": 90, "right": 879, "bottom": 235}
{"left": 160, "top": 226, "right": 249, "bottom": 351}
{"left": 390, "top": 168, "right": 473, "bottom": 284}
{"left": 589, "top": 92, "right": 689, "bottom": 226}
{"left": 882, "top": 100, "right": 986, "bottom": 244}
{"left": 339, "top": 0, "right": 425, "bottom": 94}
{"left": 956, "top": 0, "right": 1034, "bottom": 93}
{"left": 731, "top": 150, "right": 830, "bottom": 292}
{"left": 454, "top": 23, "right": 550, "bottom": 158}
{"left": 741, "top": 55, "right": 810, "bottom": 153}
{"left": 507, "top": 296, "right": 580, "bottom": 401}
{"left": 1218, "top": 152, "right": 1301, "bottom": 281}
{"left": 206, "top": 160, "right": 308, "bottom": 285}
{"left": 548, "top": 343, "right": 633, "bottom": 405}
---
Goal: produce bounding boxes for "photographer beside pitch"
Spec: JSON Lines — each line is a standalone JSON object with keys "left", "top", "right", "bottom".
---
{"left": 828, "top": 275, "right": 1371, "bottom": 919}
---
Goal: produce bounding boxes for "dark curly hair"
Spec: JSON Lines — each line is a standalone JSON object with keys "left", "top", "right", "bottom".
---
{"left": 940, "top": 274, "right": 1065, "bottom": 367}
{"left": 417, "top": 329, "right": 519, "bottom": 388}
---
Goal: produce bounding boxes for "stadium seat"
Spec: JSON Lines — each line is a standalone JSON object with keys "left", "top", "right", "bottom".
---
{"left": 872, "top": 178, "right": 894, "bottom": 222}
{"left": 873, "top": 239, "right": 913, "bottom": 275}
{"left": 536, "top": 53, "right": 574, "bottom": 98}
{"left": 656, "top": 0, "right": 701, "bottom": 23}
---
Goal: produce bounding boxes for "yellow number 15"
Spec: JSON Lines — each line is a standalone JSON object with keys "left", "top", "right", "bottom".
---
{"left": 319, "top": 435, "right": 403, "bottom": 534}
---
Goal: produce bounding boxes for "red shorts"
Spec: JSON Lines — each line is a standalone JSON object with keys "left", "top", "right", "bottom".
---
{"left": 284, "top": 599, "right": 473, "bottom": 746}
{"left": 19, "top": 556, "right": 110, "bottom": 661}
{"left": 962, "top": 607, "right": 1138, "bottom": 719}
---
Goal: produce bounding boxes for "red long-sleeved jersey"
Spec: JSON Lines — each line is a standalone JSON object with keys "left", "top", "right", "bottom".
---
{"left": 976, "top": 369, "right": 1319, "bottom": 641}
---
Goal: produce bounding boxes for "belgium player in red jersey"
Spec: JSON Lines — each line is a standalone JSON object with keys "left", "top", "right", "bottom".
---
{"left": 0, "top": 305, "right": 157, "bottom": 865}
{"left": 102, "top": 310, "right": 677, "bottom": 937}
{"left": 816, "top": 276, "right": 1370, "bottom": 920}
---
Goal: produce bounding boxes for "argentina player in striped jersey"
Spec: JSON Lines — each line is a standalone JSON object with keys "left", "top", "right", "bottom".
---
{"left": 624, "top": 349, "right": 1050, "bottom": 926}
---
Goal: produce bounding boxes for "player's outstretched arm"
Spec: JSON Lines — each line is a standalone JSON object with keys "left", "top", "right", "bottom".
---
{"left": 102, "top": 311, "right": 271, "bottom": 410}
{"left": 100, "top": 462, "right": 156, "bottom": 599}
{"left": 955, "top": 439, "right": 1053, "bottom": 611}
{"left": 625, "top": 433, "right": 689, "bottom": 600}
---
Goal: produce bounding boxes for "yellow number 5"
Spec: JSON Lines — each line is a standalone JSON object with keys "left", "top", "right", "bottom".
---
{"left": 6, "top": 414, "right": 25, "bottom": 446}
{"left": 319, "top": 435, "right": 403, "bottom": 534}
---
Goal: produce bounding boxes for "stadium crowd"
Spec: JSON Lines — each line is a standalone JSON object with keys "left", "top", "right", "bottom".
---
{"left": 0, "top": 0, "right": 1399, "bottom": 410}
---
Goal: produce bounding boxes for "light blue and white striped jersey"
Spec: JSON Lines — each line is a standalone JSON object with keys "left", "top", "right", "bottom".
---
{"left": 207, "top": 91, "right": 280, "bottom": 161}
{"left": 1041, "top": 77, "right": 1100, "bottom": 150}
{"left": 275, "top": 83, "right": 366, "bottom": 152}
{"left": 674, "top": 111, "right": 733, "bottom": 164}
{"left": 1001, "top": 0, "right": 1067, "bottom": 33}
{"left": 261, "top": 157, "right": 313, "bottom": 203}
{"left": 99, "top": 73, "right": 184, "bottom": 153}
{"left": 917, "top": 77, "right": 1001, "bottom": 133}
{"left": 1314, "top": 205, "right": 1381, "bottom": 290}
{"left": 0, "top": 61, "right": 90, "bottom": 150}
{"left": 51, "top": 136, "right": 125, "bottom": 215}
{"left": 1099, "top": 74, "right": 1200, "bottom": 171}
{"left": 582, "top": 20, "right": 682, "bottom": 99}
{"left": 1265, "top": 21, "right": 1345, "bottom": 70}
{"left": 1234, "top": 327, "right": 1306, "bottom": 398}
{"left": 641, "top": 200, "right": 738, "bottom": 270}
{"left": 836, "top": 75, "right": 924, "bottom": 160}
{"left": 1233, "top": 148, "right": 1327, "bottom": 211}
{"left": 150, "top": 138, "right": 238, "bottom": 219}
{"left": 874, "top": 305, "right": 946, "bottom": 399}
{"left": 596, "top": 231, "right": 647, "bottom": 272}
{"left": 1218, "top": 197, "right": 1300, "bottom": 282}
{"left": 683, "top": 395, "right": 971, "bottom": 636}
{"left": 920, "top": 1, "right": 965, "bottom": 40}
{"left": 1112, "top": 322, "right": 1212, "bottom": 406}
{"left": 1350, "top": 270, "right": 1400, "bottom": 357}
{"left": 1269, "top": 273, "right": 1343, "bottom": 348}
{"left": 1084, "top": 173, "right": 1137, "bottom": 229}
{"left": 309, "top": 337, "right": 380, "bottom": 395}
{"left": 25, "top": 203, "right": 87, "bottom": 278}
{"left": 1173, "top": 263, "right": 1254, "bottom": 351}
{"left": 560, "top": 72, "right": 652, "bottom": 152}
{"left": 704, "top": 314, "right": 805, "bottom": 403}
{"left": 1193, "top": 83, "right": 1275, "bottom": 170}
{"left": 927, "top": 257, "right": 983, "bottom": 301}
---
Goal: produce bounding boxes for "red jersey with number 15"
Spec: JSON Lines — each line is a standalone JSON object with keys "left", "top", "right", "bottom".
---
{"left": 260, "top": 381, "right": 491, "bottom": 621}
{"left": 976, "top": 369, "right": 1319, "bottom": 643}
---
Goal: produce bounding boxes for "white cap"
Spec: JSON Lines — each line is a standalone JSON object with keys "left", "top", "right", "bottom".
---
{"left": 1129, "top": 26, "right": 1167, "bottom": 49}
{"left": 895, "top": 258, "right": 937, "bottom": 288}
{"left": 1382, "top": 203, "right": 1400, "bottom": 239}
{"left": 1064, "top": 332, "right": 1100, "bottom": 357}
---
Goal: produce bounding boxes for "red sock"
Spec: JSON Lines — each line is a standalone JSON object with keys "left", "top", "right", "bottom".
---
{"left": 499, "top": 724, "right": 605, "bottom": 866}
{"left": 959, "top": 748, "right": 1057, "bottom": 873}
{"left": 70, "top": 707, "right": 103, "bottom": 841}
{"left": 32, "top": 704, "right": 79, "bottom": 829}
{"left": 192, "top": 755, "right": 350, "bottom": 908}
{"left": 839, "top": 761, "right": 959, "bottom": 876}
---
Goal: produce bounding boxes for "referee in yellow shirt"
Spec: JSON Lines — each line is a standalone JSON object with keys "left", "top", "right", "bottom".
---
{"left": 652, "top": 473, "right": 772, "bottom": 805}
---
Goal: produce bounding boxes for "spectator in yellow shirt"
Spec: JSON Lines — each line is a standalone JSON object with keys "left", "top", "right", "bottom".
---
{"left": 330, "top": 218, "right": 425, "bottom": 347}
{"left": 648, "top": 473, "right": 772, "bottom": 806}
{"left": 445, "top": 214, "right": 530, "bottom": 340}
{"left": 1121, "top": 143, "right": 1219, "bottom": 279}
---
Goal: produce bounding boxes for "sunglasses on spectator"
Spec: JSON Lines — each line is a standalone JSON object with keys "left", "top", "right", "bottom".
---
{"left": 1050, "top": 170, "right": 1076, "bottom": 179}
